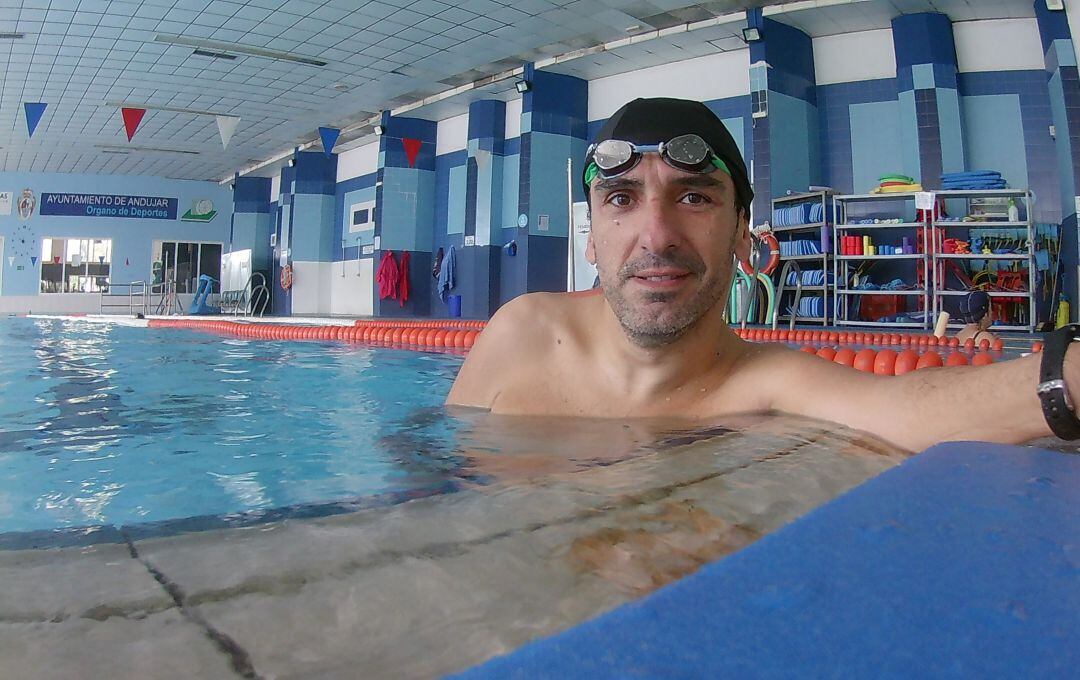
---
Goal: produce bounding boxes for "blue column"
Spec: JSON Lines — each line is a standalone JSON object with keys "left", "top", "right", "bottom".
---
{"left": 505, "top": 63, "right": 588, "bottom": 301}
{"left": 1037, "top": 0, "right": 1080, "bottom": 320}
{"left": 287, "top": 150, "right": 337, "bottom": 315}
{"left": 230, "top": 176, "right": 273, "bottom": 274}
{"left": 458, "top": 99, "right": 506, "bottom": 318}
{"left": 747, "top": 10, "right": 821, "bottom": 221}
{"left": 892, "top": 13, "right": 966, "bottom": 188}
{"left": 373, "top": 112, "right": 435, "bottom": 316}
{"left": 271, "top": 164, "right": 294, "bottom": 316}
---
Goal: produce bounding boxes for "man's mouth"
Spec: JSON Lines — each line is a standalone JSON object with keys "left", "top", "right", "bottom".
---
{"left": 631, "top": 270, "right": 691, "bottom": 288}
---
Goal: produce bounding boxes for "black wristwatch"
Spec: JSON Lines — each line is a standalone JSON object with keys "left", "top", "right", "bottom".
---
{"left": 1038, "top": 324, "right": 1080, "bottom": 440}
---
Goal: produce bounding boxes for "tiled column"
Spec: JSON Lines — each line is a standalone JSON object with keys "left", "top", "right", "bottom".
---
{"left": 892, "top": 12, "right": 966, "bottom": 188}
{"left": 271, "top": 164, "right": 294, "bottom": 316}
{"left": 747, "top": 9, "right": 821, "bottom": 222}
{"left": 230, "top": 176, "right": 273, "bottom": 274}
{"left": 458, "top": 99, "right": 505, "bottom": 318}
{"left": 1037, "top": 0, "right": 1080, "bottom": 319}
{"left": 288, "top": 150, "right": 337, "bottom": 315}
{"left": 503, "top": 63, "right": 588, "bottom": 301}
{"left": 373, "top": 113, "right": 434, "bottom": 316}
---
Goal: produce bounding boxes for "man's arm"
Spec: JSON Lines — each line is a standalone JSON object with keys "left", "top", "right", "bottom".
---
{"left": 769, "top": 348, "right": 1053, "bottom": 451}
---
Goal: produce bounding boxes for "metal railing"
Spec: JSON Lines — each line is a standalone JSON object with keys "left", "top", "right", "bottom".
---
{"left": 220, "top": 272, "right": 270, "bottom": 317}
{"left": 99, "top": 280, "right": 147, "bottom": 316}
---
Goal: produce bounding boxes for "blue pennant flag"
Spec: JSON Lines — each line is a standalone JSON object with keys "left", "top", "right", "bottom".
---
{"left": 319, "top": 126, "right": 340, "bottom": 157}
{"left": 24, "top": 102, "right": 47, "bottom": 138}
{"left": 31, "top": 256, "right": 38, "bottom": 266}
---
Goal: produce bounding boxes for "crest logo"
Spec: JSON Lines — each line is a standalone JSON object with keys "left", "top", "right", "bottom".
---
{"left": 17, "top": 188, "right": 35, "bottom": 220}
{"left": 181, "top": 199, "right": 217, "bottom": 223}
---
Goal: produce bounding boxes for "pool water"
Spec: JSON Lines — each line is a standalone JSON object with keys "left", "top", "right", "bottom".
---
{"left": 0, "top": 317, "right": 466, "bottom": 537}
{"left": 0, "top": 317, "right": 916, "bottom": 678}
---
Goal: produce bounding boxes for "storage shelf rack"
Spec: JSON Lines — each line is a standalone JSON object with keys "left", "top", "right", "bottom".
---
{"left": 772, "top": 191, "right": 832, "bottom": 326}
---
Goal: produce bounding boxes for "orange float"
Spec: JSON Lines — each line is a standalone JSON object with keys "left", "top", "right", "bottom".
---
{"left": 853, "top": 348, "right": 877, "bottom": 372}
{"left": 873, "top": 349, "right": 898, "bottom": 375}
{"left": 816, "top": 347, "right": 838, "bottom": 361}
{"left": 972, "top": 352, "right": 995, "bottom": 366}
{"left": 833, "top": 348, "right": 857, "bottom": 367}
{"left": 894, "top": 349, "right": 920, "bottom": 376}
{"left": 916, "top": 351, "right": 943, "bottom": 369}
{"left": 945, "top": 352, "right": 969, "bottom": 366}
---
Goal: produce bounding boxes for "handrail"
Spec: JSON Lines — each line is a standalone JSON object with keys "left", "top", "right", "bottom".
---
{"left": 99, "top": 280, "right": 147, "bottom": 316}
{"left": 774, "top": 261, "right": 804, "bottom": 331}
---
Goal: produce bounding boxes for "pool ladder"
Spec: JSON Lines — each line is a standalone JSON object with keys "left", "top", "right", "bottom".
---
{"left": 99, "top": 281, "right": 148, "bottom": 316}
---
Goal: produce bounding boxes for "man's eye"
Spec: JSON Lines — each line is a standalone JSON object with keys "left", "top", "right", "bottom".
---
{"left": 607, "top": 193, "right": 632, "bottom": 207}
{"left": 680, "top": 193, "right": 710, "bottom": 205}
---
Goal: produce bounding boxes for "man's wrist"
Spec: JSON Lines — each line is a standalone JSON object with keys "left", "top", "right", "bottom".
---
{"left": 1039, "top": 325, "right": 1080, "bottom": 440}
{"left": 1065, "top": 341, "right": 1080, "bottom": 413}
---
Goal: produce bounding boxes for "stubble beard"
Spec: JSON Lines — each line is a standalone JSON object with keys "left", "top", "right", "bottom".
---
{"left": 599, "top": 236, "right": 736, "bottom": 349}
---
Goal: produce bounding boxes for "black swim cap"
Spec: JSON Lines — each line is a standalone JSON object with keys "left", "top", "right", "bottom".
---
{"left": 958, "top": 290, "right": 990, "bottom": 323}
{"left": 585, "top": 97, "right": 753, "bottom": 212}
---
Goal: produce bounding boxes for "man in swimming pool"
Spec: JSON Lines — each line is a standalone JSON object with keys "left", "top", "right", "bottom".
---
{"left": 447, "top": 97, "right": 1074, "bottom": 451}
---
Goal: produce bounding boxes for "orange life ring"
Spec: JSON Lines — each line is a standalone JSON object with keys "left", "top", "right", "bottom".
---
{"left": 280, "top": 264, "right": 293, "bottom": 290}
{"left": 739, "top": 232, "right": 780, "bottom": 276}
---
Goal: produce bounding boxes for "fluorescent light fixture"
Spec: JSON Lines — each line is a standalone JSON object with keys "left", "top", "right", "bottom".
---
{"left": 742, "top": 27, "right": 762, "bottom": 42}
{"left": 192, "top": 48, "right": 237, "bottom": 60}
{"left": 515, "top": 80, "right": 531, "bottom": 93}
{"left": 154, "top": 34, "right": 327, "bottom": 67}
{"left": 373, "top": 124, "right": 385, "bottom": 136}
{"left": 0, "top": 32, "right": 25, "bottom": 39}
{"left": 105, "top": 101, "right": 228, "bottom": 117}
{"left": 96, "top": 144, "right": 200, "bottom": 155}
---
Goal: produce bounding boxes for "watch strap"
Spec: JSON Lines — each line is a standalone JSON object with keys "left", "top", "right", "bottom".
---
{"left": 1038, "top": 324, "right": 1080, "bottom": 440}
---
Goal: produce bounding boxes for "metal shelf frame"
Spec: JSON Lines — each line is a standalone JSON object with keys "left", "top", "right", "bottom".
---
{"left": 931, "top": 189, "right": 1035, "bottom": 332}
{"left": 772, "top": 190, "right": 832, "bottom": 326}
{"left": 832, "top": 192, "right": 932, "bottom": 329}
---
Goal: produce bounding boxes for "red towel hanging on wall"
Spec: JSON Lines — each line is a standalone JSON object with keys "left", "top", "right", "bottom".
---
{"left": 376, "top": 251, "right": 399, "bottom": 301}
{"left": 396, "top": 251, "right": 410, "bottom": 307}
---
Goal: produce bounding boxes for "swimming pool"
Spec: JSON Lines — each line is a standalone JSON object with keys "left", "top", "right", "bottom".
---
{"left": 0, "top": 317, "right": 466, "bottom": 540}
{"left": 1, "top": 317, "right": 913, "bottom": 678}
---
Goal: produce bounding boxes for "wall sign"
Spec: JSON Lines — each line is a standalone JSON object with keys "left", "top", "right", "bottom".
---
{"left": 39, "top": 193, "right": 178, "bottom": 220}
{"left": 0, "top": 191, "right": 11, "bottom": 215}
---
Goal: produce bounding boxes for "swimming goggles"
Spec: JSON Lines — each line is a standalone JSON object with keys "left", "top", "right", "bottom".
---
{"left": 584, "top": 134, "right": 731, "bottom": 186}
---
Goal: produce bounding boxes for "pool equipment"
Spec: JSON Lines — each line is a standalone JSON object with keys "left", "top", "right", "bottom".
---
{"left": 188, "top": 274, "right": 220, "bottom": 315}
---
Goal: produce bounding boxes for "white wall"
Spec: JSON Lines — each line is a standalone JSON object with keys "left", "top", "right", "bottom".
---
{"left": 1067, "top": 0, "right": 1080, "bottom": 67}
{"left": 505, "top": 98, "right": 522, "bottom": 139}
{"left": 329, "top": 258, "right": 373, "bottom": 316}
{"left": 436, "top": 113, "right": 469, "bottom": 155}
{"left": 336, "top": 142, "right": 380, "bottom": 182}
{"left": 588, "top": 50, "right": 751, "bottom": 121}
{"left": 290, "top": 261, "right": 331, "bottom": 315}
{"left": 813, "top": 29, "right": 896, "bottom": 85}
{"left": 270, "top": 173, "right": 280, "bottom": 202}
{"left": 954, "top": 19, "right": 1044, "bottom": 73}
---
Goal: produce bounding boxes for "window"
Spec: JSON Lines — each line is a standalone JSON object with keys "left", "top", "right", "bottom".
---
{"left": 349, "top": 200, "right": 375, "bottom": 233}
{"left": 40, "top": 238, "right": 112, "bottom": 293}
{"left": 152, "top": 241, "right": 223, "bottom": 293}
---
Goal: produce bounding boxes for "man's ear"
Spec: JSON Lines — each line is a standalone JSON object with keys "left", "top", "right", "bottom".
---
{"left": 585, "top": 230, "right": 597, "bottom": 265}
{"left": 731, "top": 208, "right": 752, "bottom": 263}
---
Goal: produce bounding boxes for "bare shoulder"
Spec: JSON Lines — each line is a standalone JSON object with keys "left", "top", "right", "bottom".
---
{"left": 445, "top": 292, "right": 587, "bottom": 408}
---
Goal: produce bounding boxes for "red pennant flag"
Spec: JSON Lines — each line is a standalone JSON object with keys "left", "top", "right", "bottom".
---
{"left": 121, "top": 107, "right": 146, "bottom": 141}
{"left": 402, "top": 138, "right": 422, "bottom": 168}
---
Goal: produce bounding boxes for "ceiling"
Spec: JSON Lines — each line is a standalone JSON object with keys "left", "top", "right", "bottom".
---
{"left": 0, "top": 0, "right": 1039, "bottom": 183}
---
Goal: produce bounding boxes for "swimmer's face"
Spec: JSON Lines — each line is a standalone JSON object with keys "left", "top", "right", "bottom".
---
{"left": 585, "top": 154, "right": 750, "bottom": 347}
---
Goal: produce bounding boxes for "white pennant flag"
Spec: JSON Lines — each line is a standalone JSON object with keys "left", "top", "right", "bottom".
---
{"left": 216, "top": 115, "right": 240, "bottom": 150}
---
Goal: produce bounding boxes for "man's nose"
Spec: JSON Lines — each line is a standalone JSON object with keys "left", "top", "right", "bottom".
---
{"left": 637, "top": 197, "right": 682, "bottom": 253}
